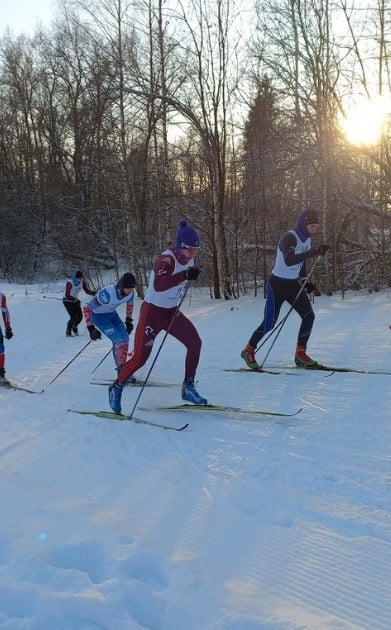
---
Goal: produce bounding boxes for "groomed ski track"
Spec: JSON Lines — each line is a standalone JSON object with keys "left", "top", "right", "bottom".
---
{"left": 0, "top": 286, "right": 390, "bottom": 628}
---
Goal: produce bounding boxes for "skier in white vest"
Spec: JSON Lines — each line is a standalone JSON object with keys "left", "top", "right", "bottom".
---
{"left": 109, "top": 220, "right": 206, "bottom": 414}
{"left": 241, "top": 207, "right": 330, "bottom": 370}
{"left": 83, "top": 273, "right": 136, "bottom": 373}
{"left": 63, "top": 271, "right": 96, "bottom": 337}
{"left": 0, "top": 290, "right": 13, "bottom": 385}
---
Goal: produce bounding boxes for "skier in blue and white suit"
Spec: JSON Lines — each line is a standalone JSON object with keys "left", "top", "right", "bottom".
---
{"left": 241, "top": 208, "right": 330, "bottom": 369}
{"left": 83, "top": 273, "right": 136, "bottom": 373}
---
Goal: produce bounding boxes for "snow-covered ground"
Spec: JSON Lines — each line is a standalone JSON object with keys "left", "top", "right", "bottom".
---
{"left": 0, "top": 281, "right": 390, "bottom": 629}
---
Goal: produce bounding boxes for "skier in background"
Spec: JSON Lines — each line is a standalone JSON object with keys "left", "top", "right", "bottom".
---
{"left": 108, "top": 220, "right": 207, "bottom": 414}
{"left": 83, "top": 272, "right": 136, "bottom": 375}
{"left": 241, "top": 207, "right": 330, "bottom": 370}
{"left": 63, "top": 270, "right": 96, "bottom": 337}
{"left": 0, "top": 290, "right": 14, "bottom": 385}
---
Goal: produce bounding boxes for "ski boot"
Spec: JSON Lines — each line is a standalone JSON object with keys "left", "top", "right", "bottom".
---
{"left": 108, "top": 381, "right": 124, "bottom": 414}
{"left": 66, "top": 326, "right": 72, "bottom": 337}
{"left": 241, "top": 343, "right": 260, "bottom": 370}
{"left": 72, "top": 327, "right": 79, "bottom": 336}
{"left": 0, "top": 368, "right": 10, "bottom": 386}
{"left": 295, "top": 344, "right": 318, "bottom": 368}
{"left": 182, "top": 377, "right": 207, "bottom": 405}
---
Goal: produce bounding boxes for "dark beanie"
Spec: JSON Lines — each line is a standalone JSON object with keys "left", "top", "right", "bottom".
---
{"left": 304, "top": 208, "right": 320, "bottom": 224}
{"left": 176, "top": 220, "right": 200, "bottom": 248}
{"left": 75, "top": 270, "right": 83, "bottom": 278}
{"left": 122, "top": 272, "right": 136, "bottom": 289}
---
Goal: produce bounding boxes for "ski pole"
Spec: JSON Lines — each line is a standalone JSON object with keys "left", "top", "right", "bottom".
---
{"left": 255, "top": 256, "right": 321, "bottom": 354}
{"left": 46, "top": 340, "right": 92, "bottom": 387}
{"left": 254, "top": 312, "right": 288, "bottom": 353}
{"left": 127, "top": 280, "right": 192, "bottom": 420}
{"left": 43, "top": 295, "right": 63, "bottom": 300}
{"left": 91, "top": 347, "right": 111, "bottom": 374}
{"left": 258, "top": 256, "right": 321, "bottom": 368}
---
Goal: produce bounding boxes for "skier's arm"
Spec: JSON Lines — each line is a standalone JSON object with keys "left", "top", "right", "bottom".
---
{"left": 282, "top": 233, "right": 317, "bottom": 266}
{"left": 83, "top": 304, "right": 93, "bottom": 327}
{"left": 64, "top": 281, "right": 78, "bottom": 301}
{"left": 1, "top": 294, "right": 10, "bottom": 327}
{"left": 82, "top": 280, "right": 96, "bottom": 296}
{"left": 153, "top": 254, "right": 187, "bottom": 291}
{"left": 125, "top": 291, "right": 135, "bottom": 319}
{"left": 1, "top": 294, "right": 13, "bottom": 338}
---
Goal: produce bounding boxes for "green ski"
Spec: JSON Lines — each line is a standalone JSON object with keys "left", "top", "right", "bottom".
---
{"left": 276, "top": 365, "right": 391, "bottom": 375}
{"left": 151, "top": 403, "right": 302, "bottom": 417}
{"left": 90, "top": 379, "right": 175, "bottom": 387}
{"left": 0, "top": 382, "right": 44, "bottom": 394}
{"left": 68, "top": 409, "right": 189, "bottom": 431}
{"left": 224, "top": 368, "right": 295, "bottom": 376}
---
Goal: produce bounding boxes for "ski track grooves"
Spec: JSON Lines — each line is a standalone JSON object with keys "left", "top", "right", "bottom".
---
{"left": 0, "top": 430, "right": 45, "bottom": 472}
{"left": 238, "top": 523, "right": 391, "bottom": 628}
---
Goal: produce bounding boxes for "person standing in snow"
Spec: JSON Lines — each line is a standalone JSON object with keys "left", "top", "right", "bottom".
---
{"left": 241, "top": 207, "right": 330, "bottom": 370}
{"left": 83, "top": 273, "right": 136, "bottom": 374}
{"left": 63, "top": 271, "right": 96, "bottom": 337}
{"left": 108, "top": 220, "right": 207, "bottom": 414}
{"left": 0, "top": 290, "right": 13, "bottom": 385}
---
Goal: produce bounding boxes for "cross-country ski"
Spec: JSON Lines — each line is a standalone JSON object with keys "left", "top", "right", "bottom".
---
{"left": 68, "top": 409, "right": 189, "bottom": 431}
{"left": 277, "top": 364, "right": 391, "bottom": 375}
{"left": 150, "top": 403, "right": 303, "bottom": 417}
{"left": 90, "top": 378, "right": 176, "bottom": 387}
{"left": 0, "top": 381, "right": 43, "bottom": 394}
{"left": 223, "top": 367, "right": 297, "bottom": 376}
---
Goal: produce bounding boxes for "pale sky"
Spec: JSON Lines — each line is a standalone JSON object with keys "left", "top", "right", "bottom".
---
{"left": 0, "top": 0, "right": 53, "bottom": 35}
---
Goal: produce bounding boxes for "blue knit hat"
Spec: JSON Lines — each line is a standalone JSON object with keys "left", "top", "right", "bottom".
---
{"left": 176, "top": 220, "right": 200, "bottom": 248}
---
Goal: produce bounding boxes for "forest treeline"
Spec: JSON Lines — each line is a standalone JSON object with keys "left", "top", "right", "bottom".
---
{"left": 0, "top": 0, "right": 390, "bottom": 297}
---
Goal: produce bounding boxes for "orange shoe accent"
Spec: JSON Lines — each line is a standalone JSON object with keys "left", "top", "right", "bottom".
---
{"left": 241, "top": 344, "right": 259, "bottom": 369}
{"left": 295, "top": 344, "right": 318, "bottom": 367}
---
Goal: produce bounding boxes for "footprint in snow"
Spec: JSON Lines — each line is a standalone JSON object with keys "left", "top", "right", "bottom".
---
{"left": 48, "top": 541, "right": 107, "bottom": 584}
{"left": 118, "top": 550, "right": 169, "bottom": 591}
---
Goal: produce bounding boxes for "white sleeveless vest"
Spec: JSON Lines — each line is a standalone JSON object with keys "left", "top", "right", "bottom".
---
{"left": 272, "top": 230, "right": 312, "bottom": 279}
{"left": 64, "top": 277, "right": 82, "bottom": 299}
{"left": 145, "top": 250, "right": 193, "bottom": 308}
{"left": 87, "top": 284, "right": 134, "bottom": 314}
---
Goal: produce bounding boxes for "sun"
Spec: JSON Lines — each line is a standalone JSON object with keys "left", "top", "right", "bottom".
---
{"left": 340, "top": 96, "right": 391, "bottom": 146}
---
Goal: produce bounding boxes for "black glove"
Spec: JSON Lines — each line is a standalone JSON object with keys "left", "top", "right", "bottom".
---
{"left": 87, "top": 325, "right": 101, "bottom": 341}
{"left": 125, "top": 317, "right": 134, "bottom": 334}
{"left": 304, "top": 282, "right": 317, "bottom": 294}
{"left": 185, "top": 266, "right": 201, "bottom": 281}
{"left": 76, "top": 299, "right": 81, "bottom": 305}
{"left": 317, "top": 243, "right": 330, "bottom": 255}
{"left": 5, "top": 327, "right": 13, "bottom": 340}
